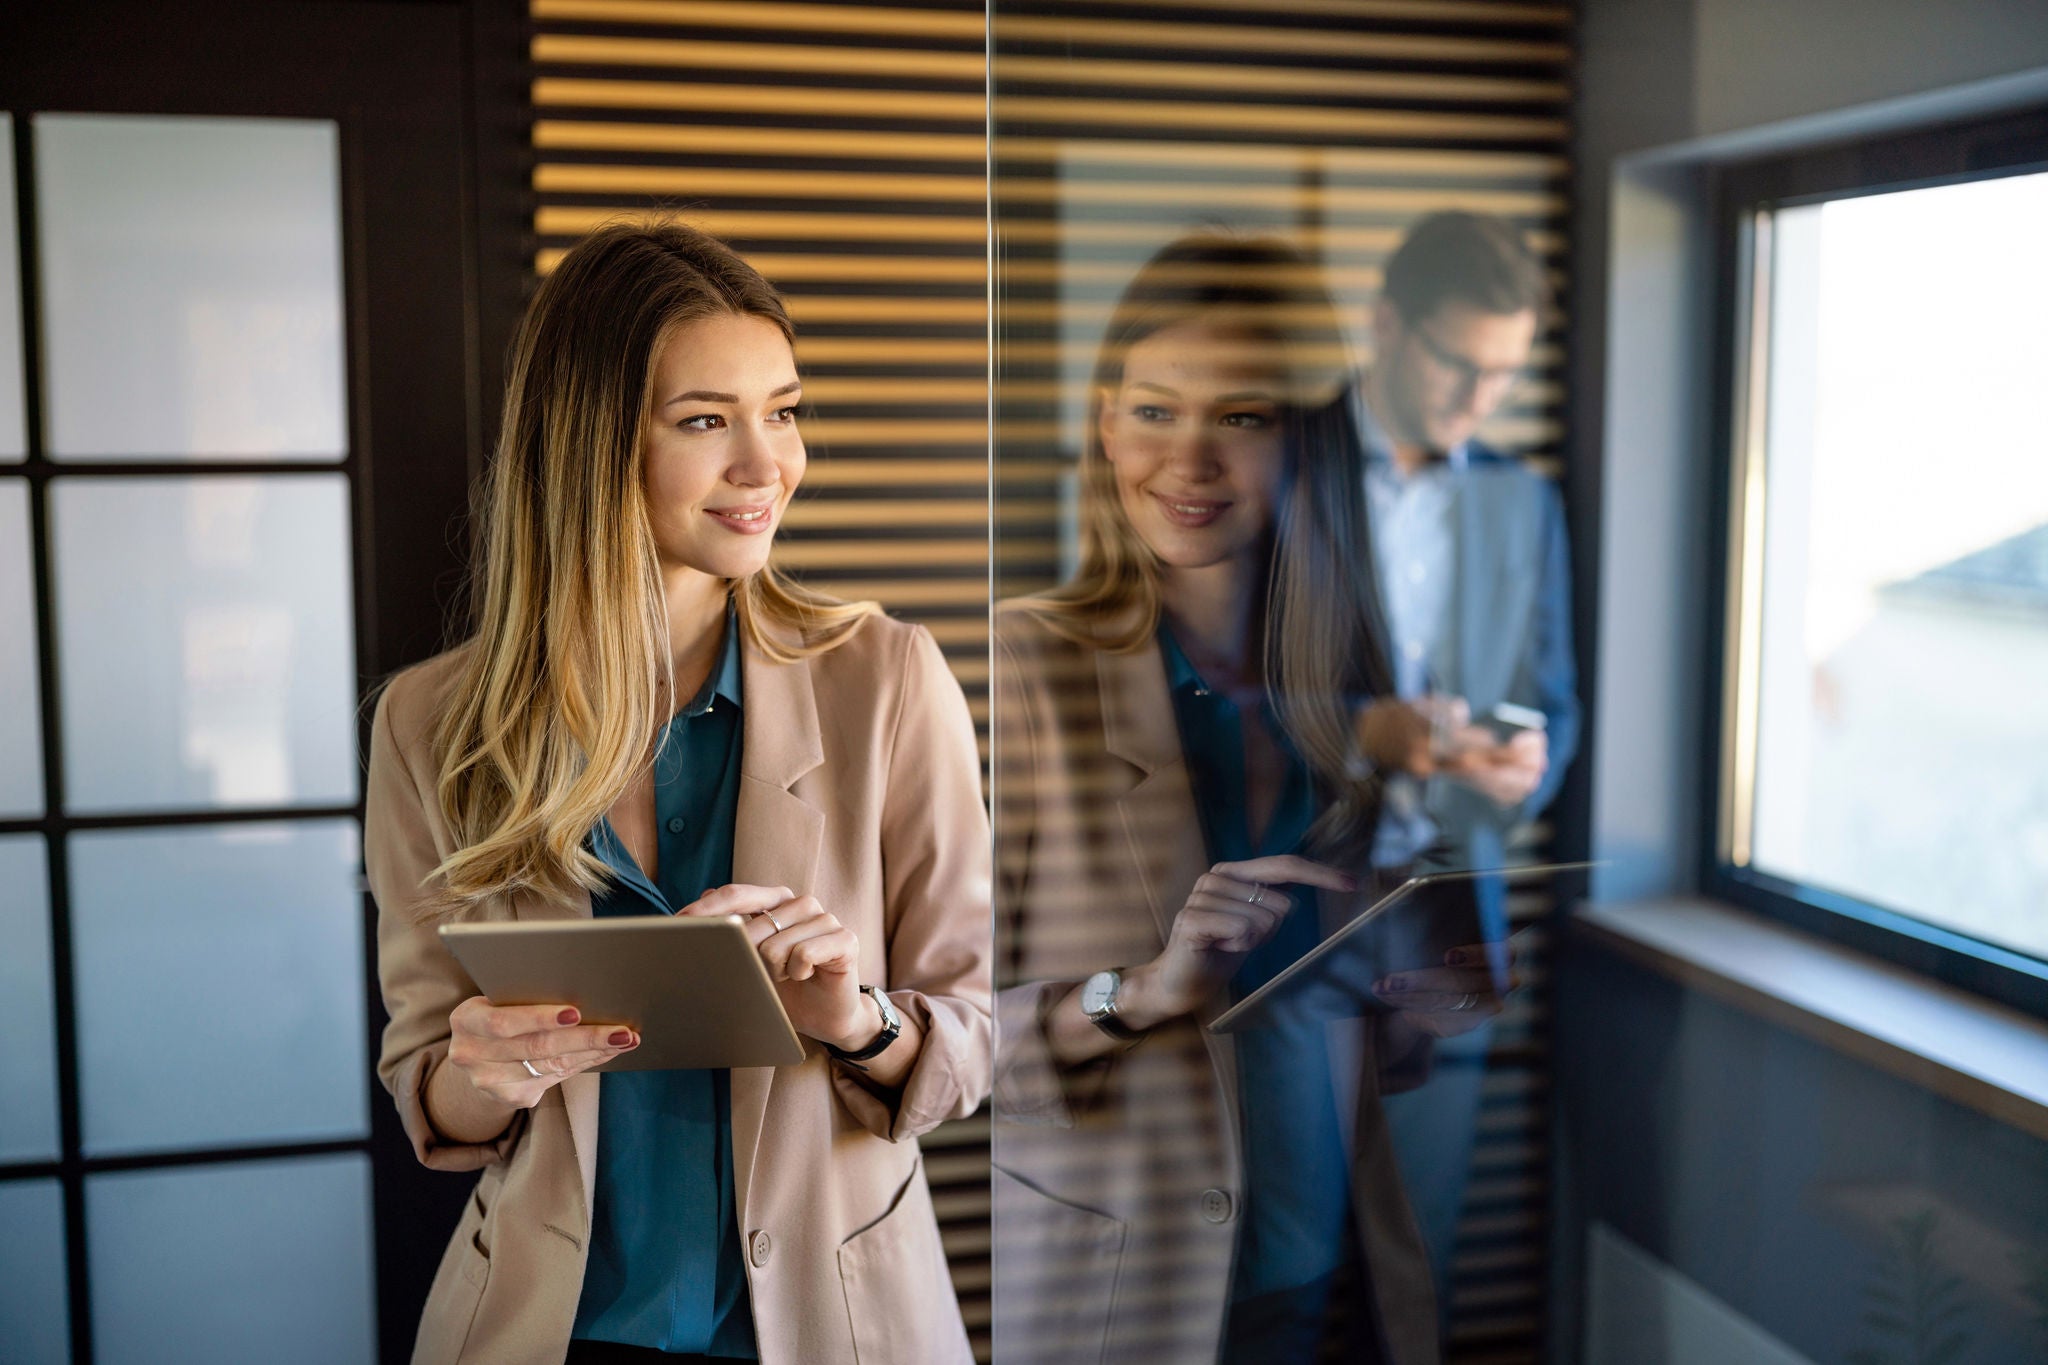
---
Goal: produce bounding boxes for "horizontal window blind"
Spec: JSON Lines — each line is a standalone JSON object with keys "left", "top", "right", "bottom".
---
{"left": 529, "top": 1, "right": 993, "bottom": 1355}
{"left": 988, "top": 3, "right": 1570, "bottom": 1361}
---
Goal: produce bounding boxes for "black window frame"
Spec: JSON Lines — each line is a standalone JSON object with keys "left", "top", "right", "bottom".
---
{"left": 1701, "top": 103, "right": 2048, "bottom": 1021}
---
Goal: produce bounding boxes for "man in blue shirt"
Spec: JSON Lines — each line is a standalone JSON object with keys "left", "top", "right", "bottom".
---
{"left": 1350, "top": 212, "right": 1582, "bottom": 1313}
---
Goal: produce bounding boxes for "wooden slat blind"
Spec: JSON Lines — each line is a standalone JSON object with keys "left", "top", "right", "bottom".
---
{"left": 529, "top": 0, "right": 993, "bottom": 1353}
{"left": 529, "top": 0, "right": 1579, "bottom": 1356}
{"left": 989, "top": 4, "right": 1570, "bottom": 1362}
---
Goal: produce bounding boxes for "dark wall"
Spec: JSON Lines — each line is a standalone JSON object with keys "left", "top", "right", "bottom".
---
{"left": 1559, "top": 3, "right": 2048, "bottom": 1361}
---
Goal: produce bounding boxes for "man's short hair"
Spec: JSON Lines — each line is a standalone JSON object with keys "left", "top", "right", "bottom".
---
{"left": 1381, "top": 211, "right": 1548, "bottom": 323}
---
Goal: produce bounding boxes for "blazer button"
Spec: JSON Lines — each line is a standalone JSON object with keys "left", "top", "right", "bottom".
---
{"left": 1200, "top": 1188, "right": 1234, "bottom": 1224}
{"left": 750, "top": 1230, "right": 772, "bottom": 1267}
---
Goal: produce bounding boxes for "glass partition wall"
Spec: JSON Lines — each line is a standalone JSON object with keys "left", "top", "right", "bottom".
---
{"left": 988, "top": 5, "right": 1573, "bottom": 1363}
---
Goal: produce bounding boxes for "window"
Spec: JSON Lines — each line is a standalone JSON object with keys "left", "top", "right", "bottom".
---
{"left": 1711, "top": 108, "right": 2048, "bottom": 1010}
{"left": 0, "top": 110, "right": 374, "bottom": 1362}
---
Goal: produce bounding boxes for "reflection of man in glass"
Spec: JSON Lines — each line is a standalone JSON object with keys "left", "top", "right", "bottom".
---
{"left": 993, "top": 235, "right": 1500, "bottom": 1365}
{"left": 1351, "top": 211, "right": 1582, "bottom": 1304}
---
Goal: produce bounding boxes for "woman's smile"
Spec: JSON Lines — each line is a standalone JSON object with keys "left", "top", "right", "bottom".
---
{"left": 1149, "top": 490, "right": 1235, "bottom": 528}
{"left": 704, "top": 500, "right": 778, "bottom": 534}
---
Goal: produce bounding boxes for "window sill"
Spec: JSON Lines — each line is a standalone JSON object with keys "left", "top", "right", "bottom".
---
{"left": 1571, "top": 897, "right": 2048, "bottom": 1141}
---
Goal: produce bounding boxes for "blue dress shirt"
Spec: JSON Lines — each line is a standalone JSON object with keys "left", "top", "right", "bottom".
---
{"left": 571, "top": 612, "right": 757, "bottom": 1358}
{"left": 1157, "top": 628, "right": 1354, "bottom": 1316}
{"left": 1353, "top": 389, "right": 1465, "bottom": 870}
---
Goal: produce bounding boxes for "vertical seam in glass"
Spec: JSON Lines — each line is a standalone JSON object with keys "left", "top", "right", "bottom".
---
{"left": 984, "top": 0, "right": 996, "bottom": 787}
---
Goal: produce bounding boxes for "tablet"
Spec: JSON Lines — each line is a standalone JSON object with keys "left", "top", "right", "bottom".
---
{"left": 1207, "top": 860, "right": 1598, "bottom": 1035}
{"left": 438, "top": 916, "right": 807, "bottom": 1071}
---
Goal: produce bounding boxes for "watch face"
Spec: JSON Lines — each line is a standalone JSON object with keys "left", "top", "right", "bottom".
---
{"left": 871, "top": 988, "right": 900, "bottom": 1030}
{"left": 1081, "top": 970, "right": 1118, "bottom": 1016}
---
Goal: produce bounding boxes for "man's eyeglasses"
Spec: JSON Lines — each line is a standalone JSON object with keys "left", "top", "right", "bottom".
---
{"left": 1405, "top": 320, "right": 1524, "bottom": 394}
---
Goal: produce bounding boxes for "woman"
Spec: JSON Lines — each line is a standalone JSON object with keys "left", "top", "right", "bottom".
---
{"left": 991, "top": 235, "right": 1507, "bottom": 1365}
{"left": 366, "top": 222, "right": 990, "bottom": 1365}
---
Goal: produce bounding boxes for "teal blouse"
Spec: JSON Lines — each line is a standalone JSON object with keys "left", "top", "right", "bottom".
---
{"left": 571, "top": 612, "right": 757, "bottom": 1358}
{"left": 1157, "top": 626, "right": 1354, "bottom": 1304}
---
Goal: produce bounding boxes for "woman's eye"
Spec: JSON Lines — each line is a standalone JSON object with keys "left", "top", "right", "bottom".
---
{"left": 1220, "top": 411, "right": 1274, "bottom": 430}
{"left": 679, "top": 413, "right": 725, "bottom": 431}
{"left": 771, "top": 406, "right": 799, "bottom": 423}
{"left": 1132, "top": 404, "right": 1174, "bottom": 423}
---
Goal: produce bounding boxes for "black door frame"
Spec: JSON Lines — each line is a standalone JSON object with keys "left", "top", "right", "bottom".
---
{"left": 0, "top": 4, "right": 528, "bottom": 1358}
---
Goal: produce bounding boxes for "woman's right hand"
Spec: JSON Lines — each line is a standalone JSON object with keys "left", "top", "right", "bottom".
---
{"left": 1120, "top": 855, "right": 1357, "bottom": 1029}
{"left": 444, "top": 997, "right": 641, "bottom": 1109}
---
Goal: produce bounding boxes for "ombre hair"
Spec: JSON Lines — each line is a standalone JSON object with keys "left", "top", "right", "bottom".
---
{"left": 415, "top": 220, "right": 873, "bottom": 918}
{"left": 1025, "top": 232, "right": 1395, "bottom": 858}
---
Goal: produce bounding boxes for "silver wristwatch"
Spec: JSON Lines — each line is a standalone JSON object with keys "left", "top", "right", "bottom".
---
{"left": 1080, "top": 969, "right": 1140, "bottom": 1041}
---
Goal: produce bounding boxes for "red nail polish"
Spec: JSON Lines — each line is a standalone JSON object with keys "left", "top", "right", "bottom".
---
{"left": 558, "top": 1008, "right": 580, "bottom": 1026}
{"left": 608, "top": 1029, "right": 634, "bottom": 1047}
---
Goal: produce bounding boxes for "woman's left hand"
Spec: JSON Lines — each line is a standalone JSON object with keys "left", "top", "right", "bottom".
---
{"left": 1371, "top": 943, "right": 1518, "bottom": 1040}
{"left": 674, "top": 883, "right": 874, "bottom": 1051}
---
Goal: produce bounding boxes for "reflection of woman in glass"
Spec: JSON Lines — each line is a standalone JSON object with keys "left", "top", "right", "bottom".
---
{"left": 993, "top": 235, "right": 1501, "bottom": 1364}
{"left": 366, "top": 222, "right": 989, "bottom": 1365}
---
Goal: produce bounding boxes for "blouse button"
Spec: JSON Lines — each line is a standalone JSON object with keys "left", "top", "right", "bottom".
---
{"left": 750, "top": 1230, "right": 772, "bottom": 1267}
{"left": 1200, "top": 1188, "right": 1234, "bottom": 1224}
{"left": 665, "top": 816, "right": 685, "bottom": 834}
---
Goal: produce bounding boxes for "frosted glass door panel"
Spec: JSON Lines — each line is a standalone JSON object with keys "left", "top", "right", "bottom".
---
{"left": 35, "top": 115, "right": 346, "bottom": 461}
{"left": 0, "top": 482, "right": 43, "bottom": 815}
{"left": 0, "top": 1180, "right": 69, "bottom": 1364}
{"left": 70, "top": 820, "right": 366, "bottom": 1156}
{"left": 0, "top": 837, "right": 60, "bottom": 1162}
{"left": 53, "top": 475, "right": 357, "bottom": 813}
{"left": 88, "top": 1155, "right": 374, "bottom": 1365}
{"left": 0, "top": 117, "right": 25, "bottom": 461}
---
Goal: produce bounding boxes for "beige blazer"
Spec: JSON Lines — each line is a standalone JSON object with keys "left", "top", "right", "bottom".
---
{"left": 990, "top": 600, "right": 1438, "bottom": 1365}
{"left": 367, "top": 612, "right": 992, "bottom": 1365}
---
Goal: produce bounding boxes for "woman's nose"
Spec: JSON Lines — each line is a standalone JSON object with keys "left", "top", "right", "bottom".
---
{"left": 1164, "top": 428, "right": 1223, "bottom": 480}
{"left": 726, "top": 426, "right": 781, "bottom": 486}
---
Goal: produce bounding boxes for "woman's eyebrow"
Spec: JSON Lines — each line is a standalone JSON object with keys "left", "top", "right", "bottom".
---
{"left": 1128, "top": 381, "right": 1182, "bottom": 398}
{"left": 661, "top": 379, "right": 802, "bottom": 409}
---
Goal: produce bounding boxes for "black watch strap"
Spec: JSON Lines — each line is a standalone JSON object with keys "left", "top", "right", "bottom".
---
{"left": 824, "top": 984, "right": 901, "bottom": 1066}
{"left": 1092, "top": 1008, "right": 1141, "bottom": 1042}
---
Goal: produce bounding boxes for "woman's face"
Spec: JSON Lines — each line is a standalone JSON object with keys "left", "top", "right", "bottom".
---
{"left": 641, "top": 311, "right": 805, "bottom": 581}
{"left": 1099, "top": 320, "right": 1287, "bottom": 573}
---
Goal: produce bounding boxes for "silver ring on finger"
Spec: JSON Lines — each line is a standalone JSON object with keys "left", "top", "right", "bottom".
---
{"left": 1451, "top": 992, "right": 1479, "bottom": 1012}
{"left": 762, "top": 910, "right": 784, "bottom": 934}
{"left": 521, "top": 1058, "right": 545, "bottom": 1079}
{"left": 1247, "top": 883, "right": 1267, "bottom": 908}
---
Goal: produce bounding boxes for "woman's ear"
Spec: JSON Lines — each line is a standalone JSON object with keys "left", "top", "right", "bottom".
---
{"left": 1095, "top": 387, "right": 1118, "bottom": 462}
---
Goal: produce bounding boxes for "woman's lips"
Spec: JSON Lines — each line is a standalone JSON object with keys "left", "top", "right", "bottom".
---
{"left": 1150, "top": 490, "right": 1232, "bottom": 528}
{"left": 704, "top": 504, "right": 776, "bottom": 535}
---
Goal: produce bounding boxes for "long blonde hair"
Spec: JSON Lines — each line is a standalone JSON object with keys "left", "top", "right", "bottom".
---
{"left": 417, "top": 221, "right": 873, "bottom": 918}
{"left": 1026, "top": 233, "right": 1395, "bottom": 858}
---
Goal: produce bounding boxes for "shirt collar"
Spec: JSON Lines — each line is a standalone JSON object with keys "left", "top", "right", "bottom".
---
{"left": 1156, "top": 621, "right": 1214, "bottom": 699}
{"left": 1352, "top": 378, "right": 1469, "bottom": 474}
{"left": 679, "top": 599, "right": 743, "bottom": 718}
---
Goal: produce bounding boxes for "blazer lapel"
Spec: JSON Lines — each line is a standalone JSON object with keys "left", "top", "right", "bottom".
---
{"left": 1095, "top": 623, "right": 1243, "bottom": 1115}
{"left": 728, "top": 623, "right": 826, "bottom": 1220}
{"left": 1096, "top": 636, "right": 1197, "bottom": 946}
